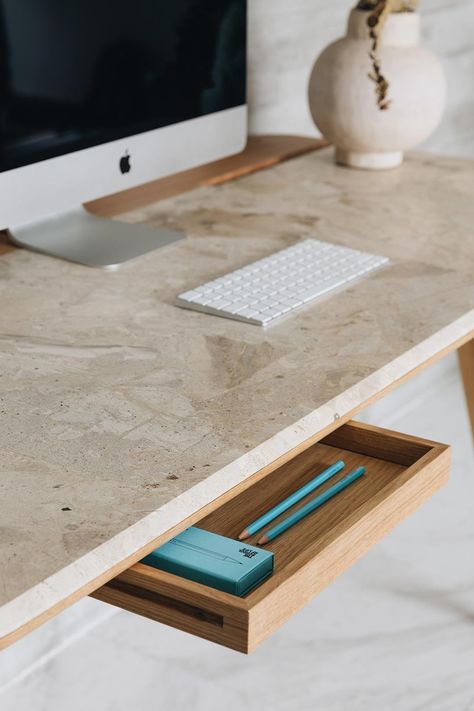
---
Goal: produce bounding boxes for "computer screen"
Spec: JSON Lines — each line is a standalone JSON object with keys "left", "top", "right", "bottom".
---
{"left": 0, "top": 0, "right": 247, "bottom": 174}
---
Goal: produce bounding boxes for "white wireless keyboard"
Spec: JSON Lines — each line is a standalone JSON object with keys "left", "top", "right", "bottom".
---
{"left": 176, "top": 239, "right": 389, "bottom": 326}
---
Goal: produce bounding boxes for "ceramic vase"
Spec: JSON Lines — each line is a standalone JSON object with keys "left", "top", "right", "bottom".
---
{"left": 308, "top": 9, "right": 446, "bottom": 169}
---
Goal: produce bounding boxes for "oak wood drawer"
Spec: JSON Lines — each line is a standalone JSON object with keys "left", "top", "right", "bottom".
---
{"left": 92, "top": 421, "right": 450, "bottom": 653}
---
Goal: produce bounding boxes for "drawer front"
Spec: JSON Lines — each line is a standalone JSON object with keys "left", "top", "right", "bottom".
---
{"left": 92, "top": 421, "right": 450, "bottom": 653}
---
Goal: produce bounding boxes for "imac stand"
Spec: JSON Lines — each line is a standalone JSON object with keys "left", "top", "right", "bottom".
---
{"left": 9, "top": 206, "right": 185, "bottom": 270}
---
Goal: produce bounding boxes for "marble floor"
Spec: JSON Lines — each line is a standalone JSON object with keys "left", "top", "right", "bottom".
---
{"left": 2, "top": 354, "right": 473, "bottom": 711}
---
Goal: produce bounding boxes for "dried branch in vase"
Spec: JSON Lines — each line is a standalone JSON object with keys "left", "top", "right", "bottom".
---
{"left": 356, "top": 0, "right": 419, "bottom": 110}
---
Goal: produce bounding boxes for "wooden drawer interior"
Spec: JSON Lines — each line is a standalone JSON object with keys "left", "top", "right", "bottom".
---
{"left": 92, "top": 421, "right": 450, "bottom": 653}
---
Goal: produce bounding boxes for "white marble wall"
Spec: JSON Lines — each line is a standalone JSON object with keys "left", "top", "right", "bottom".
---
{"left": 248, "top": 0, "right": 474, "bottom": 156}
{"left": 2, "top": 0, "right": 474, "bottom": 705}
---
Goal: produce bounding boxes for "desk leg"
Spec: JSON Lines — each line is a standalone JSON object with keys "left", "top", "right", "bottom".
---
{"left": 458, "top": 339, "right": 474, "bottom": 439}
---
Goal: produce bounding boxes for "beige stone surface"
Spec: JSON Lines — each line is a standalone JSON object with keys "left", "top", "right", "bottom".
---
{"left": 0, "top": 148, "right": 473, "bottom": 641}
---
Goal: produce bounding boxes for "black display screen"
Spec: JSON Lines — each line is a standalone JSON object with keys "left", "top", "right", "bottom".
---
{"left": 0, "top": 0, "right": 246, "bottom": 173}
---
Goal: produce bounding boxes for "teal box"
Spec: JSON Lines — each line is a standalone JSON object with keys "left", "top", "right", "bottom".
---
{"left": 141, "top": 527, "right": 274, "bottom": 597}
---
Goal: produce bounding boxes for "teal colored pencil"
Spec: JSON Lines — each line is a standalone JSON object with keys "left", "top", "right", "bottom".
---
{"left": 238, "top": 460, "right": 345, "bottom": 540}
{"left": 258, "top": 466, "right": 366, "bottom": 545}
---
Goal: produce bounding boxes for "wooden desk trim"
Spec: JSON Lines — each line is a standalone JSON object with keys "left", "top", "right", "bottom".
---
{"left": 459, "top": 340, "right": 474, "bottom": 438}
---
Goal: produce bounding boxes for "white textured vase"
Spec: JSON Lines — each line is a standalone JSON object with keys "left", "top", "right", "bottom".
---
{"left": 308, "top": 10, "right": 446, "bottom": 169}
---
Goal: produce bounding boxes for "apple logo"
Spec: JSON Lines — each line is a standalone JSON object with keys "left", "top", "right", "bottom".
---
{"left": 119, "top": 151, "right": 131, "bottom": 174}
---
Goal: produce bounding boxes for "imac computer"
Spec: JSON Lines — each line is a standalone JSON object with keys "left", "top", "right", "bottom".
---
{"left": 0, "top": 1, "right": 247, "bottom": 268}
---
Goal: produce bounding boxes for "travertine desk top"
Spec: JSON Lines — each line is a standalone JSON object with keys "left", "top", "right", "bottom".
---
{"left": 1, "top": 148, "right": 473, "bottom": 645}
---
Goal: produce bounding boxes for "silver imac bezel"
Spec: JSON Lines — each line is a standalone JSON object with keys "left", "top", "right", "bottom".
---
{"left": 0, "top": 105, "right": 247, "bottom": 230}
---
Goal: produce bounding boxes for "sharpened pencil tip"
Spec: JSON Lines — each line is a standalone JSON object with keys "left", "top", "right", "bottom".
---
{"left": 238, "top": 530, "right": 250, "bottom": 540}
{"left": 257, "top": 535, "right": 269, "bottom": 546}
